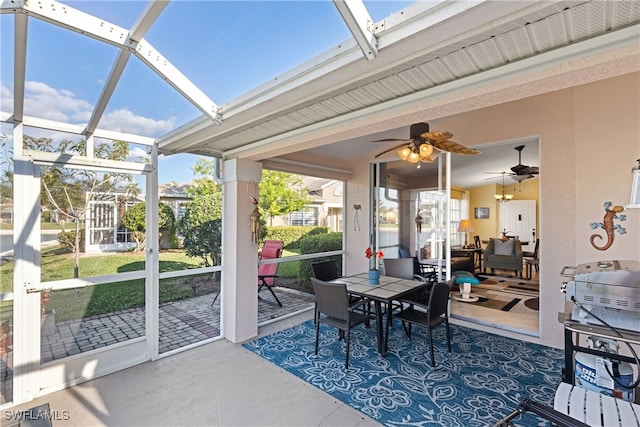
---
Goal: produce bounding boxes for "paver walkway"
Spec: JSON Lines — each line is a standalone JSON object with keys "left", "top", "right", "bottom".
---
{"left": 41, "top": 288, "right": 314, "bottom": 362}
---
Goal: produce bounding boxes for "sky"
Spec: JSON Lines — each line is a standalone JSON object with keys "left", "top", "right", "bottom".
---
{"left": 0, "top": 1, "right": 415, "bottom": 184}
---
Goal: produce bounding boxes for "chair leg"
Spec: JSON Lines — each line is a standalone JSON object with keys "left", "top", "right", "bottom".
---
{"left": 428, "top": 326, "right": 435, "bottom": 367}
{"left": 401, "top": 321, "right": 412, "bottom": 339}
{"left": 315, "top": 322, "right": 320, "bottom": 356}
{"left": 314, "top": 302, "right": 318, "bottom": 325}
{"left": 265, "top": 285, "right": 283, "bottom": 307}
{"left": 211, "top": 289, "right": 220, "bottom": 307}
{"left": 345, "top": 329, "right": 350, "bottom": 369}
{"left": 445, "top": 320, "right": 452, "bottom": 353}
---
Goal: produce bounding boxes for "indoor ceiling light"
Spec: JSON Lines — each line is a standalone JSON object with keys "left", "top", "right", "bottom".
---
{"left": 496, "top": 172, "right": 513, "bottom": 202}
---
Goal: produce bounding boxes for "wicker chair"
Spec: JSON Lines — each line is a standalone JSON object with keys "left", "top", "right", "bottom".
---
{"left": 311, "top": 278, "right": 372, "bottom": 369}
{"left": 394, "top": 280, "right": 453, "bottom": 367}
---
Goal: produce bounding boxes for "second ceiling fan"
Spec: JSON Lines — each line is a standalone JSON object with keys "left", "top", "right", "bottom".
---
{"left": 486, "top": 144, "right": 539, "bottom": 182}
{"left": 372, "top": 122, "right": 480, "bottom": 166}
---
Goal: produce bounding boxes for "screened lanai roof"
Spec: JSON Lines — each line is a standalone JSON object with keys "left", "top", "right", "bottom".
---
{"left": 1, "top": 0, "right": 639, "bottom": 185}
{"left": 0, "top": 0, "right": 413, "bottom": 140}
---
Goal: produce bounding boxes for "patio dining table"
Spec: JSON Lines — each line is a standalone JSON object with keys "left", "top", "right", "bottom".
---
{"left": 329, "top": 273, "right": 431, "bottom": 357}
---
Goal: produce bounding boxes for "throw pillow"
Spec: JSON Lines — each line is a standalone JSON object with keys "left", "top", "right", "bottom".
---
{"left": 494, "top": 239, "right": 514, "bottom": 255}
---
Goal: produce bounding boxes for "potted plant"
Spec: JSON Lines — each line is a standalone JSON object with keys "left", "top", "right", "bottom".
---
{"left": 365, "top": 247, "right": 384, "bottom": 285}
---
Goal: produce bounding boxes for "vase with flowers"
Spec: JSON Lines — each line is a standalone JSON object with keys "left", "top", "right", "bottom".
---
{"left": 365, "top": 247, "right": 384, "bottom": 285}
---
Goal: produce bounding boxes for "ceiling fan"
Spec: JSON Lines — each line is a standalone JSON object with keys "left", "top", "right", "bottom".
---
{"left": 510, "top": 145, "right": 539, "bottom": 177}
{"left": 372, "top": 122, "right": 480, "bottom": 166}
{"left": 486, "top": 144, "right": 539, "bottom": 182}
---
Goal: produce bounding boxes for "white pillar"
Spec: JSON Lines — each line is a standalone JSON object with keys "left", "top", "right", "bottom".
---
{"left": 221, "top": 159, "right": 262, "bottom": 342}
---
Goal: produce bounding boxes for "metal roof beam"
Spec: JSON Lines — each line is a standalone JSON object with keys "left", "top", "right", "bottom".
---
{"left": 12, "top": 12, "right": 27, "bottom": 123}
{"left": 333, "top": 0, "right": 377, "bottom": 59}
{"left": 11, "top": 0, "right": 221, "bottom": 125}
{"left": 0, "top": 114, "right": 156, "bottom": 146}
{"left": 132, "top": 39, "right": 221, "bottom": 124}
{"left": 86, "top": 1, "right": 169, "bottom": 135}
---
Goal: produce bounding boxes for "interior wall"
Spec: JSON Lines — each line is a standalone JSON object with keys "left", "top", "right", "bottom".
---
{"left": 469, "top": 184, "right": 500, "bottom": 240}
{"left": 344, "top": 72, "right": 639, "bottom": 349}
{"left": 573, "top": 73, "right": 640, "bottom": 263}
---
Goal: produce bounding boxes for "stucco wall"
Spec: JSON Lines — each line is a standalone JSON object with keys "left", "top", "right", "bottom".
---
{"left": 344, "top": 72, "right": 640, "bottom": 349}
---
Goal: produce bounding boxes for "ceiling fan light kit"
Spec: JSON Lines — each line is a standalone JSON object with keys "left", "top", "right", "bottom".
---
{"left": 374, "top": 122, "right": 480, "bottom": 167}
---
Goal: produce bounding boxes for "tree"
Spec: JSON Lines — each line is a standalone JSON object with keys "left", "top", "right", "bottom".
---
{"left": 121, "top": 202, "right": 175, "bottom": 251}
{"left": 259, "top": 171, "right": 311, "bottom": 225}
{"left": 177, "top": 159, "right": 312, "bottom": 265}
{"left": 24, "top": 135, "right": 140, "bottom": 277}
{"left": 179, "top": 158, "right": 223, "bottom": 267}
{"left": 178, "top": 195, "right": 222, "bottom": 267}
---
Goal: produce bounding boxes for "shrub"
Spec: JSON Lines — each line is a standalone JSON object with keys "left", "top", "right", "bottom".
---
{"left": 265, "top": 226, "right": 330, "bottom": 249}
{"left": 297, "top": 232, "right": 343, "bottom": 285}
{"left": 57, "top": 229, "right": 85, "bottom": 252}
{"left": 121, "top": 202, "right": 175, "bottom": 251}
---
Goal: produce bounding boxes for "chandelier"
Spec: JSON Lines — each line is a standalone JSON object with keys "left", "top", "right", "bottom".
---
{"left": 495, "top": 172, "right": 513, "bottom": 202}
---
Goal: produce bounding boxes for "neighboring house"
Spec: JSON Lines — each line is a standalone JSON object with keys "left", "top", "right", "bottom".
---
{"left": 84, "top": 191, "right": 142, "bottom": 253}
{"left": 84, "top": 183, "right": 195, "bottom": 253}
{"left": 159, "top": 182, "right": 193, "bottom": 223}
{"left": 270, "top": 177, "right": 344, "bottom": 232}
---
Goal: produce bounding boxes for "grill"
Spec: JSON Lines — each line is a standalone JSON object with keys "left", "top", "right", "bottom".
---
{"left": 560, "top": 260, "right": 640, "bottom": 333}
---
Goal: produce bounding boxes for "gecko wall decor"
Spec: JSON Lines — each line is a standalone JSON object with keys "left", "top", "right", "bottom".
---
{"left": 589, "top": 201, "right": 626, "bottom": 251}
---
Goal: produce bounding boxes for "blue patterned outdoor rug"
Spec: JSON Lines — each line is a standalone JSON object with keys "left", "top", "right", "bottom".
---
{"left": 243, "top": 320, "right": 564, "bottom": 427}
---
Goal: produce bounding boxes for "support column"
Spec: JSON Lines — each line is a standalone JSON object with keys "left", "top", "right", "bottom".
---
{"left": 221, "top": 159, "right": 262, "bottom": 343}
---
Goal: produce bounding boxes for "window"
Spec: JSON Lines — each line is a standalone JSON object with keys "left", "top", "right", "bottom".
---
{"left": 290, "top": 207, "right": 318, "bottom": 226}
{"left": 450, "top": 198, "right": 462, "bottom": 247}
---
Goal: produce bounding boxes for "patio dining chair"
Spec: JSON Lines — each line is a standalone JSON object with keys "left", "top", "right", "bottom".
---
{"left": 311, "top": 278, "right": 372, "bottom": 369}
{"left": 258, "top": 240, "right": 284, "bottom": 307}
{"left": 394, "top": 280, "right": 453, "bottom": 367}
{"left": 311, "top": 260, "right": 369, "bottom": 325}
{"left": 383, "top": 258, "right": 428, "bottom": 318}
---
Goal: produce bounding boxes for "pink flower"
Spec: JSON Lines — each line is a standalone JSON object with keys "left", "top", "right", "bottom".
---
{"left": 365, "top": 247, "right": 383, "bottom": 270}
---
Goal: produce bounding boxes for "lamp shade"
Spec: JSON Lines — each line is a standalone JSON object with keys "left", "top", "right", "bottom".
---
{"left": 419, "top": 143, "right": 433, "bottom": 158}
{"left": 397, "top": 146, "right": 411, "bottom": 161}
{"left": 458, "top": 219, "right": 474, "bottom": 233}
{"left": 407, "top": 151, "right": 420, "bottom": 163}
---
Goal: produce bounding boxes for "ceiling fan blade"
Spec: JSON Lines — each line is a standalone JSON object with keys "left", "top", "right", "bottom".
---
{"left": 421, "top": 131, "right": 453, "bottom": 141}
{"left": 519, "top": 166, "right": 539, "bottom": 175}
{"left": 511, "top": 174, "right": 536, "bottom": 182}
{"left": 371, "top": 138, "right": 412, "bottom": 143}
{"left": 374, "top": 142, "right": 410, "bottom": 158}
{"left": 430, "top": 140, "right": 480, "bottom": 155}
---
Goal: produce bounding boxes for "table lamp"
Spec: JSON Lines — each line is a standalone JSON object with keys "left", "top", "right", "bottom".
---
{"left": 458, "top": 220, "right": 474, "bottom": 248}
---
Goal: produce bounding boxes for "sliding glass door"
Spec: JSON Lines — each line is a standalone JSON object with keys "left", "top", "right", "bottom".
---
{"left": 371, "top": 154, "right": 451, "bottom": 281}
